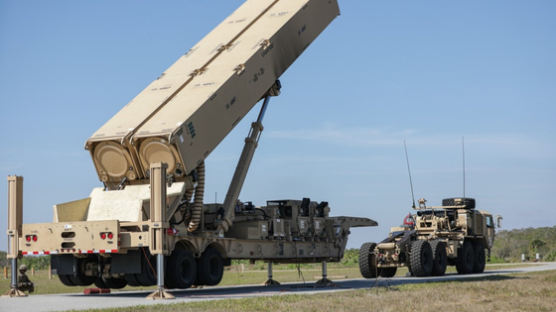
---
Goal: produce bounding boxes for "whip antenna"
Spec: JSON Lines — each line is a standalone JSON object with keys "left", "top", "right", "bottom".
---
{"left": 404, "top": 140, "right": 416, "bottom": 209}
{"left": 462, "top": 137, "right": 466, "bottom": 198}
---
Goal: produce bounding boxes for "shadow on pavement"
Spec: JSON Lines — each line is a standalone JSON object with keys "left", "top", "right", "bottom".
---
{"left": 58, "top": 270, "right": 526, "bottom": 300}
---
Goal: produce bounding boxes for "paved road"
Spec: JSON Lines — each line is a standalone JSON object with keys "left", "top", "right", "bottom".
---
{"left": 1, "top": 263, "right": 555, "bottom": 312}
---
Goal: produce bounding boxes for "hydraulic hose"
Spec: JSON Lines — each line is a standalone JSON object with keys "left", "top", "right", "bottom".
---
{"left": 170, "top": 185, "right": 194, "bottom": 226}
{"left": 187, "top": 162, "right": 205, "bottom": 232}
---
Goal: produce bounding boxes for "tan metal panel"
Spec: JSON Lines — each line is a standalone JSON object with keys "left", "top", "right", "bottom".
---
{"left": 86, "top": 0, "right": 279, "bottom": 186}
{"left": 7, "top": 176, "right": 23, "bottom": 234}
{"left": 163, "top": 0, "right": 278, "bottom": 77}
{"left": 7, "top": 176, "right": 23, "bottom": 259}
{"left": 20, "top": 221, "right": 119, "bottom": 253}
{"left": 133, "top": 0, "right": 340, "bottom": 174}
{"left": 53, "top": 198, "right": 90, "bottom": 222}
{"left": 85, "top": 182, "right": 185, "bottom": 222}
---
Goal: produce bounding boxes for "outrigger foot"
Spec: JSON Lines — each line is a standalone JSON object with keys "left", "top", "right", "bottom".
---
{"left": 3, "top": 288, "right": 27, "bottom": 297}
{"left": 146, "top": 288, "right": 175, "bottom": 300}
{"left": 264, "top": 279, "right": 281, "bottom": 286}
{"left": 315, "top": 277, "right": 335, "bottom": 287}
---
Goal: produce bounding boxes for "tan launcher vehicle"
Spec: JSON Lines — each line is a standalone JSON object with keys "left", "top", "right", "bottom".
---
{"left": 359, "top": 197, "right": 500, "bottom": 278}
{"left": 5, "top": 0, "right": 377, "bottom": 297}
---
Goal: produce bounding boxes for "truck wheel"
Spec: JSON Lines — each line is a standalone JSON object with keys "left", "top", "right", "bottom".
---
{"left": 379, "top": 267, "right": 397, "bottom": 278}
{"left": 473, "top": 240, "right": 486, "bottom": 273}
{"left": 135, "top": 252, "right": 157, "bottom": 286}
{"left": 430, "top": 240, "right": 447, "bottom": 276}
{"left": 442, "top": 197, "right": 475, "bottom": 209}
{"left": 359, "top": 242, "right": 379, "bottom": 278}
{"left": 69, "top": 274, "right": 95, "bottom": 286}
{"left": 197, "top": 247, "right": 224, "bottom": 286}
{"left": 101, "top": 277, "right": 128, "bottom": 289}
{"left": 94, "top": 277, "right": 108, "bottom": 289}
{"left": 58, "top": 274, "right": 75, "bottom": 286}
{"left": 409, "top": 240, "right": 433, "bottom": 277}
{"left": 456, "top": 239, "right": 475, "bottom": 274}
{"left": 166, "top": 248, "right": 197, "bottom": 289}
{"left": 124, "top": 273, "right": 142, "bottom": 286}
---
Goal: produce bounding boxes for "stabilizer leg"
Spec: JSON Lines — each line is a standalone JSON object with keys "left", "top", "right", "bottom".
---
{"left": 264, "top": 262, "right": 280, "bottom": 286}
{"left": 146, "top": 254, "right": 175, "bottom": 300}
{"left": 315, "top": 261, "right": 335, "bottom": 287}
{"left": 146, "top": 164, "right": 175, "bottom": 300}
{"left": 4, "top": 177, "right": 26, "bottom": 298}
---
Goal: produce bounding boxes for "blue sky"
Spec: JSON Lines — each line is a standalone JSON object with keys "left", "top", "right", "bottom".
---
{"left": 0, "top": 0, "right": 555, "bottom": 251}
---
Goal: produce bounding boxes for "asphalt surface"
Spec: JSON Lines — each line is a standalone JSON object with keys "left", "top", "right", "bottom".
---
{"left": 1, "top": 262, "right": 555, "bottom": 312}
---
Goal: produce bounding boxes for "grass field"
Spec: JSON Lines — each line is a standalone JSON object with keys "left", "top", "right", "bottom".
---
{"left": 77, "top": 269, "right": 556, "bottom": 312}
{"left": 0, "top": 262, "right": 540, "bottom": 295}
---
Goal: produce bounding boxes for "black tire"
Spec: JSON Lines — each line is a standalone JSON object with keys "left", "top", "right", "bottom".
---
{"left": 69, "top": 274, "right": 95, "bottom": 286}
{"left": 430, "top": 240, "right": 447, "bottom": 276}
{"left": 94, "top": 277, "right": 108, "bottom": 289}
{"left": 101, "top": 277, "right": 127, "bottom": 289}
{"left": 69, "top": 257, "right": 96, "bottom": 286}
{"left": 135, "top": 252, "right": 157, "bottom": 286}
{"left": 456, "top": 239, "right": 475, "bottom": 274}
{"left": 166, "top": 248, "right": 197, "bottom": 289}
{"left": 124, "top": 273, "right": 142, "bottom": 286}
{"left": 69, "top": 275, "right": 95, "bottom": 286}
{"left": 53, "top": 255, "right": 94, "bottom": 286}
{"left": 379, "top": 267, "right": 397, "bottom": 278}
{"left": 409, "top": 240, "right": 433, "bottom": 277}
{"left": 359, "top": 242, "right": 379, "bottom": 278}
{"left": 442, "top": 197, "right": 475, "bottom": 209}
{"left": 473, "top": 240, "right": 486, "bottom": 273}
{"left": 58, "top": 274, "right": 75, "bottom": 286}
{"left": 197, "top": 247, "right": 224, "bottom": 286}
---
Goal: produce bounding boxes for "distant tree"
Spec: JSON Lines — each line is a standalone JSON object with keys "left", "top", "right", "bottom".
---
{"left": 0, "top": 251, "right": 7, "bottom": 267}
{"left": 530, "top": 239, "right": 545, "bottom": 250}
{"left": 21, "top": 256, "right": 50, "bottom": 270}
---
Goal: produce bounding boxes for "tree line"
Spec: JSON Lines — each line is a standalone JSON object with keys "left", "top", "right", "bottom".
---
{"left": 491, "top": 226, "right": 556, "bottom": 262}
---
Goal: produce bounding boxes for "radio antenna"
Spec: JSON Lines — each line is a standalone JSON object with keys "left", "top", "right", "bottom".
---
{"left": 462, "top": 137, "right": 466, "bottom": 199}
{"left": 404, "top": 140, "right": 416, "bottom": 209}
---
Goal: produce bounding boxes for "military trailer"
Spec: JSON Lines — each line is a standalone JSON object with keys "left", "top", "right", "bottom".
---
{"left": 5, "top": 0, "right": 377, "bottom": 298}
{"left": 359, "top": 197, "right": 497, "bottom": 278}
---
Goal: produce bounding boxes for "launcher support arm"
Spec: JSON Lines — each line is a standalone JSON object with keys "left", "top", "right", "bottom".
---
{"left": 218, "top": 82, "right": 280, "bottom": 233}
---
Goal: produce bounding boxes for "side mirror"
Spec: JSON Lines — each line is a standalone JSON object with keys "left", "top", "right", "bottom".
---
{"left": 495, "top": 215, "right": 503, "bottom": 228}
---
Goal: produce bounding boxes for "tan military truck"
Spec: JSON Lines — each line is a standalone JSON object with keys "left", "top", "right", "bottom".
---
{"left": 359, "top": 197, "right": 497, "bottom": 278}
{"left": 5, "top": 0, "right": 378, "bottom": 298}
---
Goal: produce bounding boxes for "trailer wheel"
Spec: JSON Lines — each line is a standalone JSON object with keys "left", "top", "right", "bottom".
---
{"left": 135, "top": 251, "right": 157, "bottom": 286}
{"left": 52, "top": 255, "right": 92, "bottom": 286}
{"left": 473, "top": 240, "right": 486, "bottom": 273}
{"left": 430, "top": 240, "right": 447, "bottom": 276}
{"left": 409, "top": 240, "right": 433, "bottom": 277}
{"left": 69, "top": 274, "right": 95, "bottom": 286}
{"left": 456, "top": 239, "right": 475, "bottom": 274}
{"left": 94, "top": 277, "right": 108, "bottom": 289}
{"left": 379, "top": 267, "right": 397, "bottom": 278}
{"left": 359, "top": 242, "right": 379, "bottom": 278}
{"left": 197, "top": 247, "right": 224, "bottom": 286}
{"left": 57, "top": 274, "right": 75, "bottom": 286}
{"left": 101, "top": 277, "right": 128, "bottom": 289}
{"left": 166, "top": 248, "right": 197, "bottom": 289}
{"left": 124, "top": 273, "right": 142, "bottom": 286}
